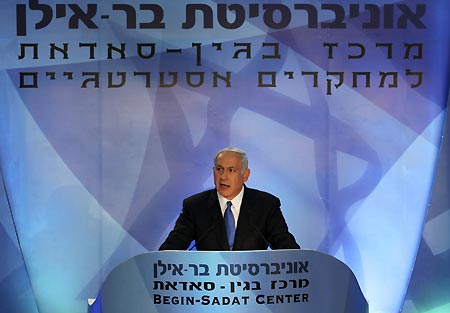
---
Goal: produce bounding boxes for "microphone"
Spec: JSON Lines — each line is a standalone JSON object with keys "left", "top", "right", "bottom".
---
{"left": 188, "top": 213, "right": 221, "bottom": 251}
{"left": 247, "top": 215, "right": 273, "bottom": 250}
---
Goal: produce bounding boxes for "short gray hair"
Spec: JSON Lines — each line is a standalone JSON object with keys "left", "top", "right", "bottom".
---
{"left": 214, "top": 147, "right": 248, "bottom": 171}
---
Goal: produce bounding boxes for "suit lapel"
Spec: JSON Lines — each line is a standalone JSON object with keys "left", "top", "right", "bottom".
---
{"left": 208, "top": 190, "right": 229, "bottom": 250}
{"left": 233, "top": 188, "right": 253, "bottom": 250}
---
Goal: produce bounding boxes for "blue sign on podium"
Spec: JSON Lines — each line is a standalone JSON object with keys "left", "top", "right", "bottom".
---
{"left": 88, "top": 250, "right": 367, "bottom": 313}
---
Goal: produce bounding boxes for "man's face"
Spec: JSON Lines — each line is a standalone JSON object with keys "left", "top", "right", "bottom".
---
{"left": 213, "top": 152, "right": 250, "bottom": 200}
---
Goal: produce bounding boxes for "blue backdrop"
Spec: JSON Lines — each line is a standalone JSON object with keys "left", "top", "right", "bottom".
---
{"left": 1, "top": 1, "right": 449, "bottom": 312}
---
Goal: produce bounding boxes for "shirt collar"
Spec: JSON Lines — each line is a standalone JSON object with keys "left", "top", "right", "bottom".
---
{"left": 217, "top": 186, "right": 245, "bottom": 215}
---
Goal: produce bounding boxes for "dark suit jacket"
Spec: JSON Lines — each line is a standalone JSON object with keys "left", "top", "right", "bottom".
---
{"left": 159, "top": 186, "right": 300, "bottom": 251}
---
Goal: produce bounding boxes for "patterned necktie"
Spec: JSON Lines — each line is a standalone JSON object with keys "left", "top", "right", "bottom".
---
{"left": 224, "top": 201, "right": 235, "bottom": 250}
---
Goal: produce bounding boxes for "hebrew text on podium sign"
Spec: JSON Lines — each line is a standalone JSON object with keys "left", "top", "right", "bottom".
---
{"left": 88, "top": 250, "right": 367, "bottom": 313}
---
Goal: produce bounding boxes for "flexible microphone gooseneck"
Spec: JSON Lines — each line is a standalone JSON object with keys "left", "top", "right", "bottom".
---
{"left": 188, "top": 213, "right": 221, "bottom": 251}
{"left": 246, "top": 213, "right": 273, "bottom": 250}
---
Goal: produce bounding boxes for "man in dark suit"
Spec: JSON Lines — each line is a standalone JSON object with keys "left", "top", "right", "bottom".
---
{"left": 159, "top": 147, "right": 300, "bottom": 251}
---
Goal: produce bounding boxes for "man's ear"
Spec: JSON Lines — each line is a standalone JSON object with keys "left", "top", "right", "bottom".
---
{"left": 243, "top": 168, "right": 250, "bottom": 182}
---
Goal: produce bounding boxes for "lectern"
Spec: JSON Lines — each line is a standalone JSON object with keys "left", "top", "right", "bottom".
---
{"left": 88, "top": 250, "right": 367, "bottom": 312}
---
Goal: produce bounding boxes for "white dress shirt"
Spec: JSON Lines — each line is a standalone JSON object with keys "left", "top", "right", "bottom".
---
{"left": 217, "top": 187, "right": 244, "bottom": 228}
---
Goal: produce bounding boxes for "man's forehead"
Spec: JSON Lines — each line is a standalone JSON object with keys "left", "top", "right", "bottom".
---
{"left": 215, "top": 152, "right": 242, "bottom": 165}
